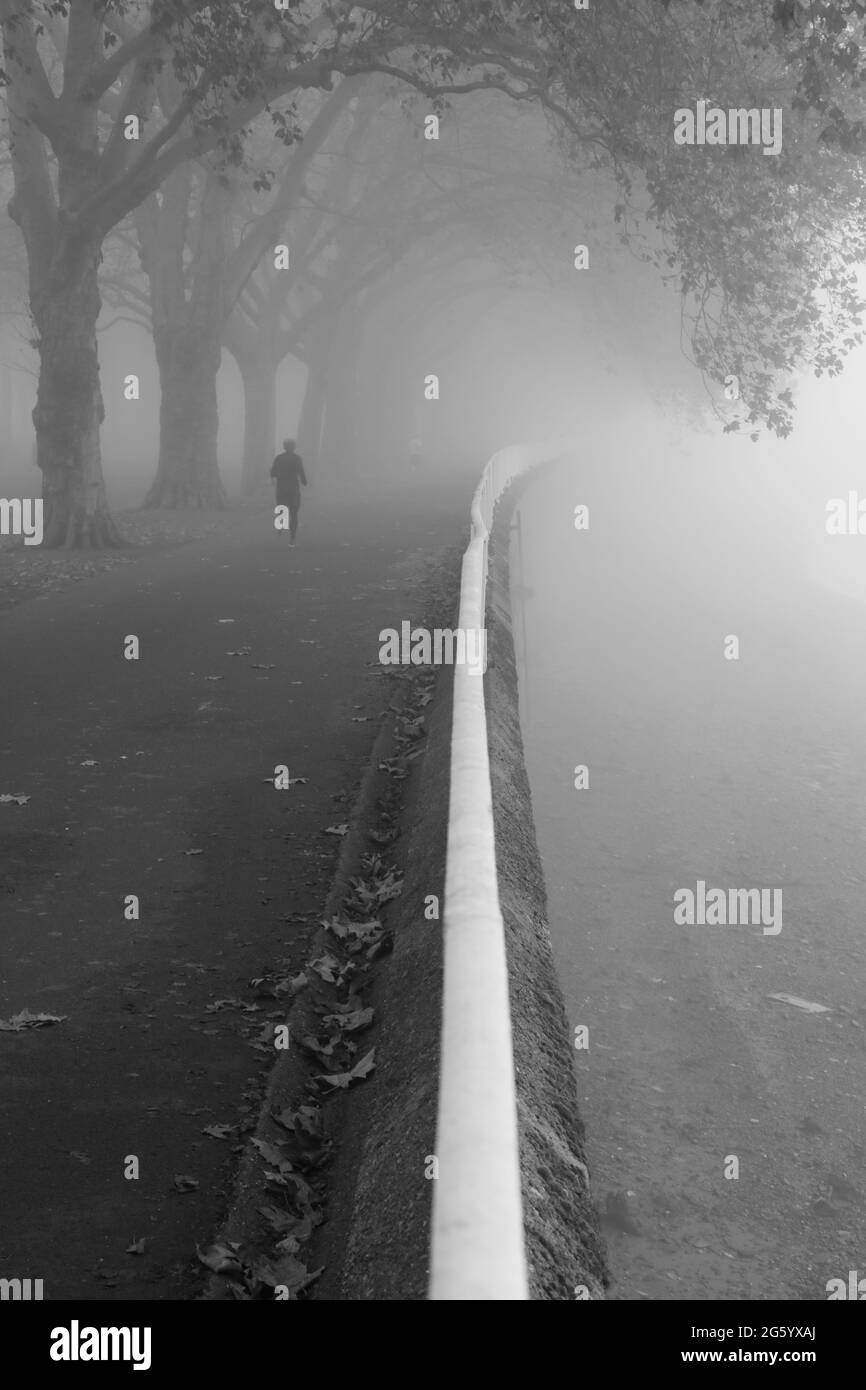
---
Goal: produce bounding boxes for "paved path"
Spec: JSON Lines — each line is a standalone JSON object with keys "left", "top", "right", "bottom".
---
{"left": 0, "top": 486, "right": 464, "bottom": 1300}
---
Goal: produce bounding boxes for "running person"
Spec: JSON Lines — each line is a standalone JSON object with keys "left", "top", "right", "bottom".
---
{"left": 270, "top": 438, "right": 307, "bottom": 545}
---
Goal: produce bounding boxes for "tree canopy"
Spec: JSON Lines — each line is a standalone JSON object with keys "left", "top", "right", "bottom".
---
{"left": 3, "top": 1, "right": 866, "bottom": 542}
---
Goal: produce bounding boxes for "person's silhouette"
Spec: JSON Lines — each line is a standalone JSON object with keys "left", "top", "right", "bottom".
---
{"left": 270, "top": 438, "right": 307, "bottom": 545}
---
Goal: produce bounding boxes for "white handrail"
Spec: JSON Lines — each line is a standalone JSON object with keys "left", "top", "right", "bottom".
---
{"left": 429, "top": 438, "right": 573, "bottom": 1301}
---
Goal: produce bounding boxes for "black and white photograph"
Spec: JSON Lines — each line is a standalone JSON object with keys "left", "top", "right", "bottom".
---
{"left": 0, "top": 0, "right": 864, "bottom": 1357}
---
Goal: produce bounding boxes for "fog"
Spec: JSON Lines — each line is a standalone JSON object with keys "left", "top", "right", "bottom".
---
{"left": 5, "top": 234, "right": 865, "bottom": 593}
{"left": 3, "top": 16, "right": 866, "bottom": 1310}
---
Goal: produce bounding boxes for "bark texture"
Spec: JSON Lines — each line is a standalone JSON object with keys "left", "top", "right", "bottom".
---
{"left": 145, "top": 324, "right": 227, "bottom": 509}
{"left": 31, "top": 234, "right": 123, "bottom": 548}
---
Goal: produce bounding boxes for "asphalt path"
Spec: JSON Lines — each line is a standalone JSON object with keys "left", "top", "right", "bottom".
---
{"left": 0, "top": 485, "right": 463, "bottom": 1300}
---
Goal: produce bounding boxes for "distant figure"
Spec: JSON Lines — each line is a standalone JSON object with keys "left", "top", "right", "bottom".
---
{"left": 408, "top": 436, "right": 425, "bottom": 472}
{"left": 271, "top": 438, "right": 307, "bottom": 545}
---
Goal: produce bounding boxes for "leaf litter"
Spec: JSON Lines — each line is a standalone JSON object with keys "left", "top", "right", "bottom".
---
{"left": 198, "top": 752, "right": 416, "bottom": 1299}
{"left": 0, "top": 1009, "right": 67, "bottom": 1031}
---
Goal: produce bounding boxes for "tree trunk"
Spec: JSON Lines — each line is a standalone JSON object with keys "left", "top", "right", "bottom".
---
{"left": 31, "top": 236, "right": 123, "bottom": 548}
{"left": 239, "top": 355, "right": 278, "bottom": 496}
{"left": 320, "top": 306, "right": 366, "bottom": 474}
{"left": 296, "top": 315, "right": 336, "bottom": 471}
{"left": 145, "top": 325, "right": 227, "bottom": 508}
{"left": 353, "top": 313, "right": 405, "bottom": 469}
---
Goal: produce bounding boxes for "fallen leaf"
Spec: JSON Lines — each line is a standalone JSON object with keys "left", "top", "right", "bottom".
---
{"left": 322, "top": 1007, "right": 374, "bottom": 1034}
{"left": 257, "top": 1205, "right": 301, "bottom": 1236}
{"left": 767, "top": 993, "right": 831, "bottom": 1014}
{"left": 274, "top": 971, "right": 308, "bottom": 997}
{"left": 324, "top": 823, "right": 349, "bottom": 836}
{"left": 196, "top": 1241, "right": 243, "bottom": 1274}
{"left": 0, "top": 793, "right": 30, "bottom": 805}
{"left": 252, "top": 1137, "right": 293, "bottom": 1172}
{"left": 202, "top": 1123, "right": 235, "bottom": 1140}
{"left": 173, "top": 1174, "right": 199, "bottom": 1193}
{"left": 247, "top": 1253, "right": 323, "bottom": 1296}
{"left": 0, "top": 1009, "right": 67, "bottom": 1031}
{"left": 272, "top": 1104, "right": 322, "bottom": 1137}
{"left": 316, "top": 1048, "right": 376, "bottom": 1091}
{"left": 368, "top": 828, "right": 397, "bottom": 845}
{"left": 310, "top": 955, "right": 341, "bottom": 983}
{"left": 298, "top": 1033, "right": 341, "bottom": 1062}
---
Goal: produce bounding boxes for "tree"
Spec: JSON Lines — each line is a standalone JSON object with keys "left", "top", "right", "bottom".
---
{"left": 131, "top": 73, "right": 371, "bottom": 506}
{"left": 3, "top": 1, "right": 866, "bottom": 542}
{"left": 223, "top": 84, "right": 597, "bottom": 488}
{"left": 0, "top": 0, "right": 396, "bottom": 542}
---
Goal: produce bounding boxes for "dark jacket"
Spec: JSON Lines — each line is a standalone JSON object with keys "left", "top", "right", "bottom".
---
{"left": 270, "top": 450, "right": 307, "bottom": 500}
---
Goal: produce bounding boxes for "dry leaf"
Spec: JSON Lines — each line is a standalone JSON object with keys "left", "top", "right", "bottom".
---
{"left": 0, "top": 1009, "right": 67, "bottom": 1031}
{"left": 767, "top": 993, "right": 831, "bottom": 1014}
{"left": 316, "top": 1048, "right": 376, "bottom": 1091}
{"left": 173, "top": 1174, "right": 199, "bottom": 1193}
{"left": 196, "top": 1241, "right": 243, "bottom": 1274}
{"left": 322, "top": 1007, "right": 374, "bottom": 1034}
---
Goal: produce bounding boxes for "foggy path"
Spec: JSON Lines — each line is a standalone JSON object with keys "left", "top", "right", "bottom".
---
{"left": 519, "top": 458, "right": 866, "bottom": 1301}
{"left": 3, "top": 0, "right": 866, "bottom": 1329}
{"left": 0, "top": 491, "right": 460, "bottom": 1299}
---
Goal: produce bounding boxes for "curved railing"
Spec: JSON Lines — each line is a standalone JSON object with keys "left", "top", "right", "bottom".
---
{"left": 428, "top": 438, "right": 573, "bottom": 1301}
